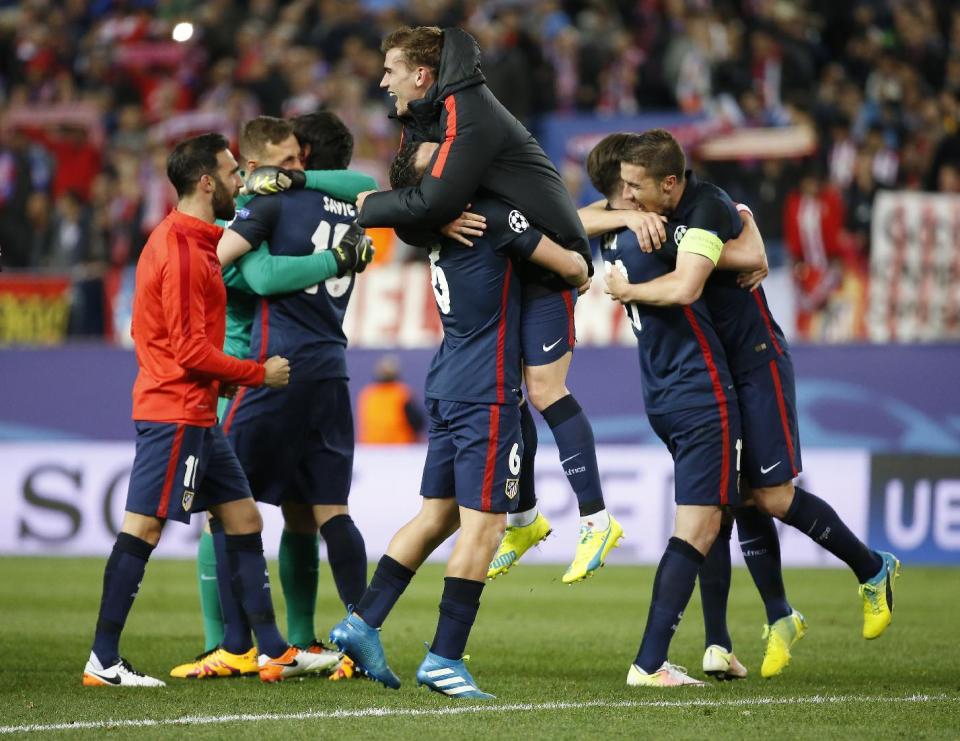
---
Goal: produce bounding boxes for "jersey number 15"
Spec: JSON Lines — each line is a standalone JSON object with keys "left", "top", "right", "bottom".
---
{"left": 307, "top": 220, "right": 352, "bottom": 297}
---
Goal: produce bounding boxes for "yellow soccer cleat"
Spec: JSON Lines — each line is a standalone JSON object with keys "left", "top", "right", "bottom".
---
{"left": 561, "top": 515, "right": 624, "bottom": 584}
{"left": 487, "top": 512, "right": 552, "bottom": 579}
{"left": 627, "top": 661, "right": 706, "bottom": 687}
{"left": 328, "top": 654, "right": 365, "bottom": 681}
{"left": 760, "top": 610, "right": 807, "bottom": 678}
{"left": 859, "top": 551, "right": 901, "bottom": 640}
{"left": 169, "top": 646, "right": 259, "bottom": 679}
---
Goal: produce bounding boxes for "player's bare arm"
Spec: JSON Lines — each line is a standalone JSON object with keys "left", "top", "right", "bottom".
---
{"left": 578, "top": 200, "right": 667, "bottom": 252}
{"left": 528, "top": 234, "right": 589, "bottom": 287}
{"left": 718, "top": 209, "right": 766, "bottom": 275}
{"left": 217, "top": 227, "right": 255, "bottom": 266}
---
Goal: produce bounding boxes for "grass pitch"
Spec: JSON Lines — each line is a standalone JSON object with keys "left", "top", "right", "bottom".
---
{"left": 0, "top": 557, "right": 957, "bottom": 739}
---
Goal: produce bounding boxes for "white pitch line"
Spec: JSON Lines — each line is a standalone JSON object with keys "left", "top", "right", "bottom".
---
{"left": 1, "top": 694, "right": 956, "bottom": 735}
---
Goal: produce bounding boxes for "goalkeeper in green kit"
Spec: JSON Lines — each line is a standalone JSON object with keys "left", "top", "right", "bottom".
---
{"left": 169, "top": 113, "right": 376, "bottom": 680}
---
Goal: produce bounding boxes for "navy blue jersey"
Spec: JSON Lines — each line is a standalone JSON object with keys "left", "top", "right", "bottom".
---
{"left": 425, "top": 198, "right": 541, "bottom": 405}
{"left": 662, "top": 172, "right": 789, "bottom": 376}
{"left": 229, "top": 190, "right": 358, "bottom": 381}
{"left": 601, "top": 226, "right": 734, "bottom": 414}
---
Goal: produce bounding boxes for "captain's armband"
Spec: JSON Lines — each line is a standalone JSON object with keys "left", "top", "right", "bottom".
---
{"left": 678, "top": 227, "right": 724, "bottom": 266}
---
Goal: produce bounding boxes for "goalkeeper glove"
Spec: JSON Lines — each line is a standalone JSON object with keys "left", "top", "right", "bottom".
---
{"left": 330, "top": 222, "right": 376, "bottom": 277}
{"left": 244, "top": 166, "right": 307, "bottom": 195}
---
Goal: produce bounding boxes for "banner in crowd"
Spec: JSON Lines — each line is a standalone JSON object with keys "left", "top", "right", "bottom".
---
{"left": 869, "top": 191, "right": 960, "bottom": 342}
{"left": 1, "top": 442, "right": 957, "bottom": 565}
{"left": 0, "top": 274, "right": 72, "bottom": 346}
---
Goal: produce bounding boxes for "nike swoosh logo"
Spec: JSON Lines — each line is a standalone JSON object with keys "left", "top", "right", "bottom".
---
{"left": 760, "top": 461, "right": 781, "bottom": 474}
{"left": 542, "top": 338, "right": 563, "bottom": 352}
{"left": 560, "top": 453, "right": 581, "bottom": 465}
{"left": 738, "top": 536, "right": 762, "bottom": 545}
{"left": 273, "top": 659, "right": 299, "bottom": 668}
{"left": 87, "top": 670, "right": 122, "bottom": 685}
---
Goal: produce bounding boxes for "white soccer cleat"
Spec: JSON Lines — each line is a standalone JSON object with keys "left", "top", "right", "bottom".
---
{"left": 627, "top": 661, "right": 706, "bottom": 687}
{"left": 702, "top": 644, "right": 748, "bottom": 681}
{"left": 82, "top": 652, "right": 166, "bottom": 687}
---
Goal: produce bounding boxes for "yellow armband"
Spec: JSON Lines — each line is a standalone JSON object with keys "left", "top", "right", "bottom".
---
{"left": 678, "top": 227, "right": 724, "bottom": 266}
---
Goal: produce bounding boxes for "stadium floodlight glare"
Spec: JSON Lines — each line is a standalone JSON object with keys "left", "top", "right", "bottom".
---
{"left": 172, "top": 22, "right": 194, "bottom": 43}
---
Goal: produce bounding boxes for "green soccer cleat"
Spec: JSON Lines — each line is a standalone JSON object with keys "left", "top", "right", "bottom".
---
{"left": 487, "top": 512, "right": 552, "bottom": 579}
{"left": 859, "top": 551, "right": 901, "bottom": 640}
{"left": 761, "top": 609, "right": 807, "bottom": 678}
{"left": 561, "top": 515, "right": 624, "bottom": 584}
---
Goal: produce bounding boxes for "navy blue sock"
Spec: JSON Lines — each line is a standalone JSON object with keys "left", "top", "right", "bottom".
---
{"left": 542, "top": 395, "right": 604, "bottom": 516}
{"left": 354, "top": 555, "right": 415, "bottom": 629}
{"left": 784, "top": 486, "right": 882, "bottom": 583}
{"left": 211, "top": 519, "right": 253, "bottom": 654}
{"left": 735, "top": 506, "right": 791, "bottom": 623}
{"left": 635, "top": 537, "right": 704, "bottom": 673}
{"left": 430, "top": 577, "right": 485, "bottom": 660}
{"left": 92, "top": 532, "right": 154, "bottom": 665}
{"left": 224, "top": 532, "right": 287, "bottom": 658}
{"left": 320, "top": 514, "right": 368, "bottom": 609}
{"left": 518, "top": 400, "right": 538, "bottom": 512}
{"left": 698, "top": 521, "right": 733, "bottom": 651}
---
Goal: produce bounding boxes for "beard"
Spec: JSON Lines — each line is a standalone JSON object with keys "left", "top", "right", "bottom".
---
{"left": 212, "top": 176, "right": 236, "bottom": 222}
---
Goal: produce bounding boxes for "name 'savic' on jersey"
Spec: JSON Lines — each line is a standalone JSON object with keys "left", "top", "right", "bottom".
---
{"left": 228, "top": 190, "right": 358, "bottom": 381}
{"left": 659, "top": 171, "right": 790, "bottom": 376}
{"left": 425, "top": 198, "right": 541, "bottom": 406}
{"left": 601, "top": 225, "right": 734, "bottom": 415}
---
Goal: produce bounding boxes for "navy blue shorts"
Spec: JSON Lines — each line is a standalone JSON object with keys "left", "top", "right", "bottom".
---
{"left": 648, "top": 401, "right": 742, "bottom": 507}
{"left": 126, "top": 422, "right": 251, "bottom": 524}
{"left": 420, "top": 399, "right": 523, "bottom": 513}
{"left": 221, "top": 378, "right": 354, "bottom": 507}
{"left": 735, "top": 354, "right": 802, "bottom": 488}
{"left": 521, "top": 287, "right": 576, "bottom": 366}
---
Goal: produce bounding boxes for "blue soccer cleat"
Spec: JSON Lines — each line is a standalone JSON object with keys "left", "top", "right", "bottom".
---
{"left": 328, "top": 613, "right": 400, "bottom": 689}
{"left": 416, "top": 650, "right": 495, "bottom": 700}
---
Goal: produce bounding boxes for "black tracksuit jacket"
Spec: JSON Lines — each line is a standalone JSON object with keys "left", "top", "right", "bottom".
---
{"left": 357, "top": 28, "right": 593, "bottom": 289}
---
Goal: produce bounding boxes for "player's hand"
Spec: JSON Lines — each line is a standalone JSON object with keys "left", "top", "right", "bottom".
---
{"left": 330, "top": 221, "right": 372, "bottom": 277}
{"left": 219, "top": 383, "right": 238, "bottom": 399}
{"left": 441, "top": 207, "right": 486, "bottom": 247}
{"left": 737, "top": 253, "right": 769, "bottom": 291}
{"left": 243, "top": 166, "right": 306, "bottom": 195}
{"left": 263, "top": 355, "right": 290, "bottom": 388}
{"left": 356, "top": 189, "right": 376, "bottom": 212}
{"left": 604, "top": 263, "right": 632, "bottom": 303}
{"left": 624, "top": 211, "right": 668, "bottom": 252}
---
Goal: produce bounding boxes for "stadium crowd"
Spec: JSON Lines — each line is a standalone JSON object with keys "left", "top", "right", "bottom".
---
{"left": 0, "top": 0, "right": 959, "bottom": 337}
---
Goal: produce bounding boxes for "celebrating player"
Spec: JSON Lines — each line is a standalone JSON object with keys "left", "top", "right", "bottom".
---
{"left": 603, "top": 129, "right": 901, "bottom": 677}
{"left": 82, "top": 133, "right": 330, "bottom": 687}
{"left": 329, "top": 140, "right": 589, "bottom": 699}
{"left": 357, "top": 25, "right": 622, "bottom": 581}
{"left": 170, "top": 114, "right": 378, "bottom": 680}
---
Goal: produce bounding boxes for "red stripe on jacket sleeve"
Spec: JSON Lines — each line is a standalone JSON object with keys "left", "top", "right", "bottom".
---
{"left": 175, "top": 230, "right": 192, "bottom": 339}
{"left": 430, "top": 96, "right": 458, "bottom": 179}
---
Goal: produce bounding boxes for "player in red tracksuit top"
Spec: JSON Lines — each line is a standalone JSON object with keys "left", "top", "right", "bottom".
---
{"left": 82, "top": 133, "right": 331, "bottom": 688}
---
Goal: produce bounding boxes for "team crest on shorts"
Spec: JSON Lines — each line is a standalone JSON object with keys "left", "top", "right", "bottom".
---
{"left": 505, "top": 478, "right": 519, "bottom": 499}
{"left": 182, "top": 490, "right": 195, "bottom": 512}
{"left": 674, "top": 224, "right": 687, "bottom": 244}
{"left": 508, "top": 210, "right": 529, "bottom": 233}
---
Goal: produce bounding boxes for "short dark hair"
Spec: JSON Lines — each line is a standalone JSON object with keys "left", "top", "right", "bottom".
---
{"left": 381, "top": 25, "right": 443, "bottom": 71}
{"left": 389, "top": 140, "right": 423, "bottom": 188}
{"left": 293, "top": 110, "right": 353, "bottom": 170}
{"left": 166, "top": 133, "right": 229, "bottom": 198}
{"left": 239, "top": 116, "right": 295, "bottom": 162}
{"left": 621, "top": 129, "right": 686, "bottom": 182}
{"left": 586, "top": 133, "right": 633, "bottom": 199}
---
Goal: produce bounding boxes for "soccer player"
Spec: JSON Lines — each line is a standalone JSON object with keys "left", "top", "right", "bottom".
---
{"left": 360, "top": 25, "right": 622, "bottom": 581}
{"left": 329, "top": 140, "right": 589, "bottom": 699}
{"left": 604, "top": 129, "right": 901, "bottom": 676}
{"left": 585, "top": 134, "right": 769, "bottom": 686}
{"left": 81, "top": 133, "right": 330, "bottom": 687}
{"left": 190, "top": 114, "right": 373, "bottom": 677}
{"left": 171, "top": 114, "right": 378, "bottom": 679}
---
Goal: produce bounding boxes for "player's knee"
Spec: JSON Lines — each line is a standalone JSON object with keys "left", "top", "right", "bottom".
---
{"left": 524, "top": 374, "right": 567, "bottom": 412}
{"left": 753, "top": 482, "right": 794, "bottom": 519}
{"left": 216, "top": 499, "right": 263, "bottom": 534}
{"left": 673, "top": 506, "right": 722, "bottom": 555}
{"left": 121, "top": 511, "right": 164, "bottom": 546}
